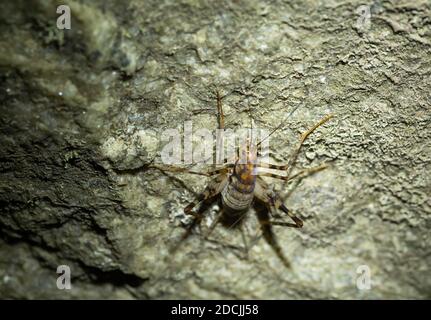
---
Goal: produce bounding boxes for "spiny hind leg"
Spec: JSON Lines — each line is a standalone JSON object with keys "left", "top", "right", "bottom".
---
{"left": 254, "top": 179, "right": 303, "bottom": 229}
{"left": 170, "top": 194, "right": 218, "bottom": 254}
{"left": 172, "top": 176, "right": 228, "bottom": 253}
{"left": 271, "top": 203, "right": 303, "bottom": 228}
{"left": 170, "top": 186, "right": 223, "bottom": 253}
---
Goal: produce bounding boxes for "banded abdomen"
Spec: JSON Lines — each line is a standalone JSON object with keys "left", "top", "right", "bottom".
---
{"left": 221, "top": 161, "right": 257, "bottom": 217}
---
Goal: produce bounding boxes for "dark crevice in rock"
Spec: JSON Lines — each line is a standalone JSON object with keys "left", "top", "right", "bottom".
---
{"left": 0, "top": 232, "right": 147, "bottom": 290}
{"left": 80, "top": 264, "right": 147, "bottom": 288}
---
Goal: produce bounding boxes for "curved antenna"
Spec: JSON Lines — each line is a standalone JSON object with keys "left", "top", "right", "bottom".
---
{"left": 256, "top": 104, "right": 300, "bottom": 148}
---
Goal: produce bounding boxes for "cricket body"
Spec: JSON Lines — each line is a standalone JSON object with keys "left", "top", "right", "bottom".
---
{"left": 153, "top": 90, "right": 333, "bottom": 268}
{"left": 221, "top": 144, "right": 258, "bottom": 219}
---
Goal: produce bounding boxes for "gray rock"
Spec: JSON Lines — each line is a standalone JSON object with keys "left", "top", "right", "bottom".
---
{"left": 0, "top": 0, "right": 430, "bottom": 299}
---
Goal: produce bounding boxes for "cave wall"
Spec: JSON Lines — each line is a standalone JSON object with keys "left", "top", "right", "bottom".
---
{"left": 0, "top": 0, "right": 430, "bottom": 299}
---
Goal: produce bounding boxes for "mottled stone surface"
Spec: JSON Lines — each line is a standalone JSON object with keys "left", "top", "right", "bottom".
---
{"left": 0, "top": 0, "right": 430, "bottom": 299}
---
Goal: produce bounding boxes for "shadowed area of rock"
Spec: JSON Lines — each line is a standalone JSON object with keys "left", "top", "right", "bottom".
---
{"left": 0, "top": 0, "right": 430, "bottom": 299}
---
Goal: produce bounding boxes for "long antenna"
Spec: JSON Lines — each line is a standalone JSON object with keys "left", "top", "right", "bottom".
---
{"left": 256, "top": 104, "right": 300, "bottom": 148}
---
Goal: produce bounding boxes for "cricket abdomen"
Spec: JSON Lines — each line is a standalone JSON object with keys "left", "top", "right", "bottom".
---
{"left": 221, "top": 181, "right": 254, "bottom": 213}
{"left": 221, "top": 161, "right": 256, "bottom": 215}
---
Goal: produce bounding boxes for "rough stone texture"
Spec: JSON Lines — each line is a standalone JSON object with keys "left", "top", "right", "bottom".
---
{"left": 0, "top": 0, "right": 430, "bottom": 299}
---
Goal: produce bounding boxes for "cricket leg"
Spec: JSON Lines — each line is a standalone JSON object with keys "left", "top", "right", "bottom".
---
{"left": 152, "top": 163, "right": 234, "bottom": 178}
{"left": 207, "top": 164, "right": 234, "bottom": 176}
{"left": 254, "top": 163, "right": 289, "bottom": 171}
{"left": 256, "top": 164, "right": 328, "bottom": 181}
{"left": 245, "top": 222, "right": 263, "bottom": 253}
{"left": 254, "top": 179, "right": 303, "bottom": 228}
{"left": 285, "top": 114, "right": 333, "bottom": 179}
{"left": 170, "top": 175, "right": 228, "bottom": 254}
{"left": 149, "top": 164, "right": 211, "bottom": 177}
{"left": 184, "top": 188, "right": 213, "bottom": 214}
{"left": 216, "top": 89, "right": 225, "bottom": 129}
{"left": 170, "top": 195, "right": 217, "bottom": 254}
{"left": 215, "top": 89, "right": 229, "bottom": 166}
{"left": 255, "top": 200, "right": 291, "bottom": 269}
{"left": 204, "top": 207, "right": 224, "bottom": 239}
{"left": 184, "top": 175, "right": 228, "bottom": 214}
{"left": 239, "top": 223, "right": 250, "bottom": 259}
{"left": 263, "top": 203, "right": 303, "bottom": 228}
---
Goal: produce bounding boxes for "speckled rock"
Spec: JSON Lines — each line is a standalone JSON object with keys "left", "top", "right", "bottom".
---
{"left": 0, "top": 0, "right": 430, "bottom": 299}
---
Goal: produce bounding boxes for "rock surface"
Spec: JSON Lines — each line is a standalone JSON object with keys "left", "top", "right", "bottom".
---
{"left": 0, "top": 0, "right": 430, "bottom": 299}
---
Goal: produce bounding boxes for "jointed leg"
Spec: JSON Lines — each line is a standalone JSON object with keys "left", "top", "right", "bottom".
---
{"left": 150, "top": 163, "right": 234, "bottom": 178}
{"left": 206, "top": 162, "right": 326, "bottom": 178}
{"left": 271, "top": 203, "right": 303, "bottom": 228}
{"left": 239, "top": 223, "right": 250, "bottom": 259}
{"left": 239, "top": 220, "right": 264, "bottom": 259}
{"left": 184, "top": 189, "right": 212, "bottom": 214}
{"left": 255, "top": 201, "right": 291, "bottom": 268}
{"left": 214, "top": 89, "right": 228, "bottom": 167}
{"left": 149, "top": 164, "right": 211, "bottom": 177}
{"left": 204, "top": 207, "right": 224, "bottom": 239}
{"left": 256, "top": 164, "right": 328, "bottom": 181}
{"left": 254, "top": 162, "right": 289, "bottom": 171}
{"left": 171, "top": 175, "right": 227, "bottom": 253}
{"left": 207, "top": 164, "right": 234, "bottom": 176}
{"left": 287, "top": 164, "right": 328, "bottom": 181}
{"left": 184, "top": 175, "right": 228, "bottom": 214}
{"left": 254, "top": 179, "right": 303, "bottom": 229}
{"left": 285, "top": 114, "right": 333, "bottom": 179}
{"left": 170, "top": 194, "right": 217, "bottom": 254}
{"left": 216, "top": 90, "right": 225, "bottom": 130}
{"left": 246, "top": 223, "right": 263, "bottom": 252}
